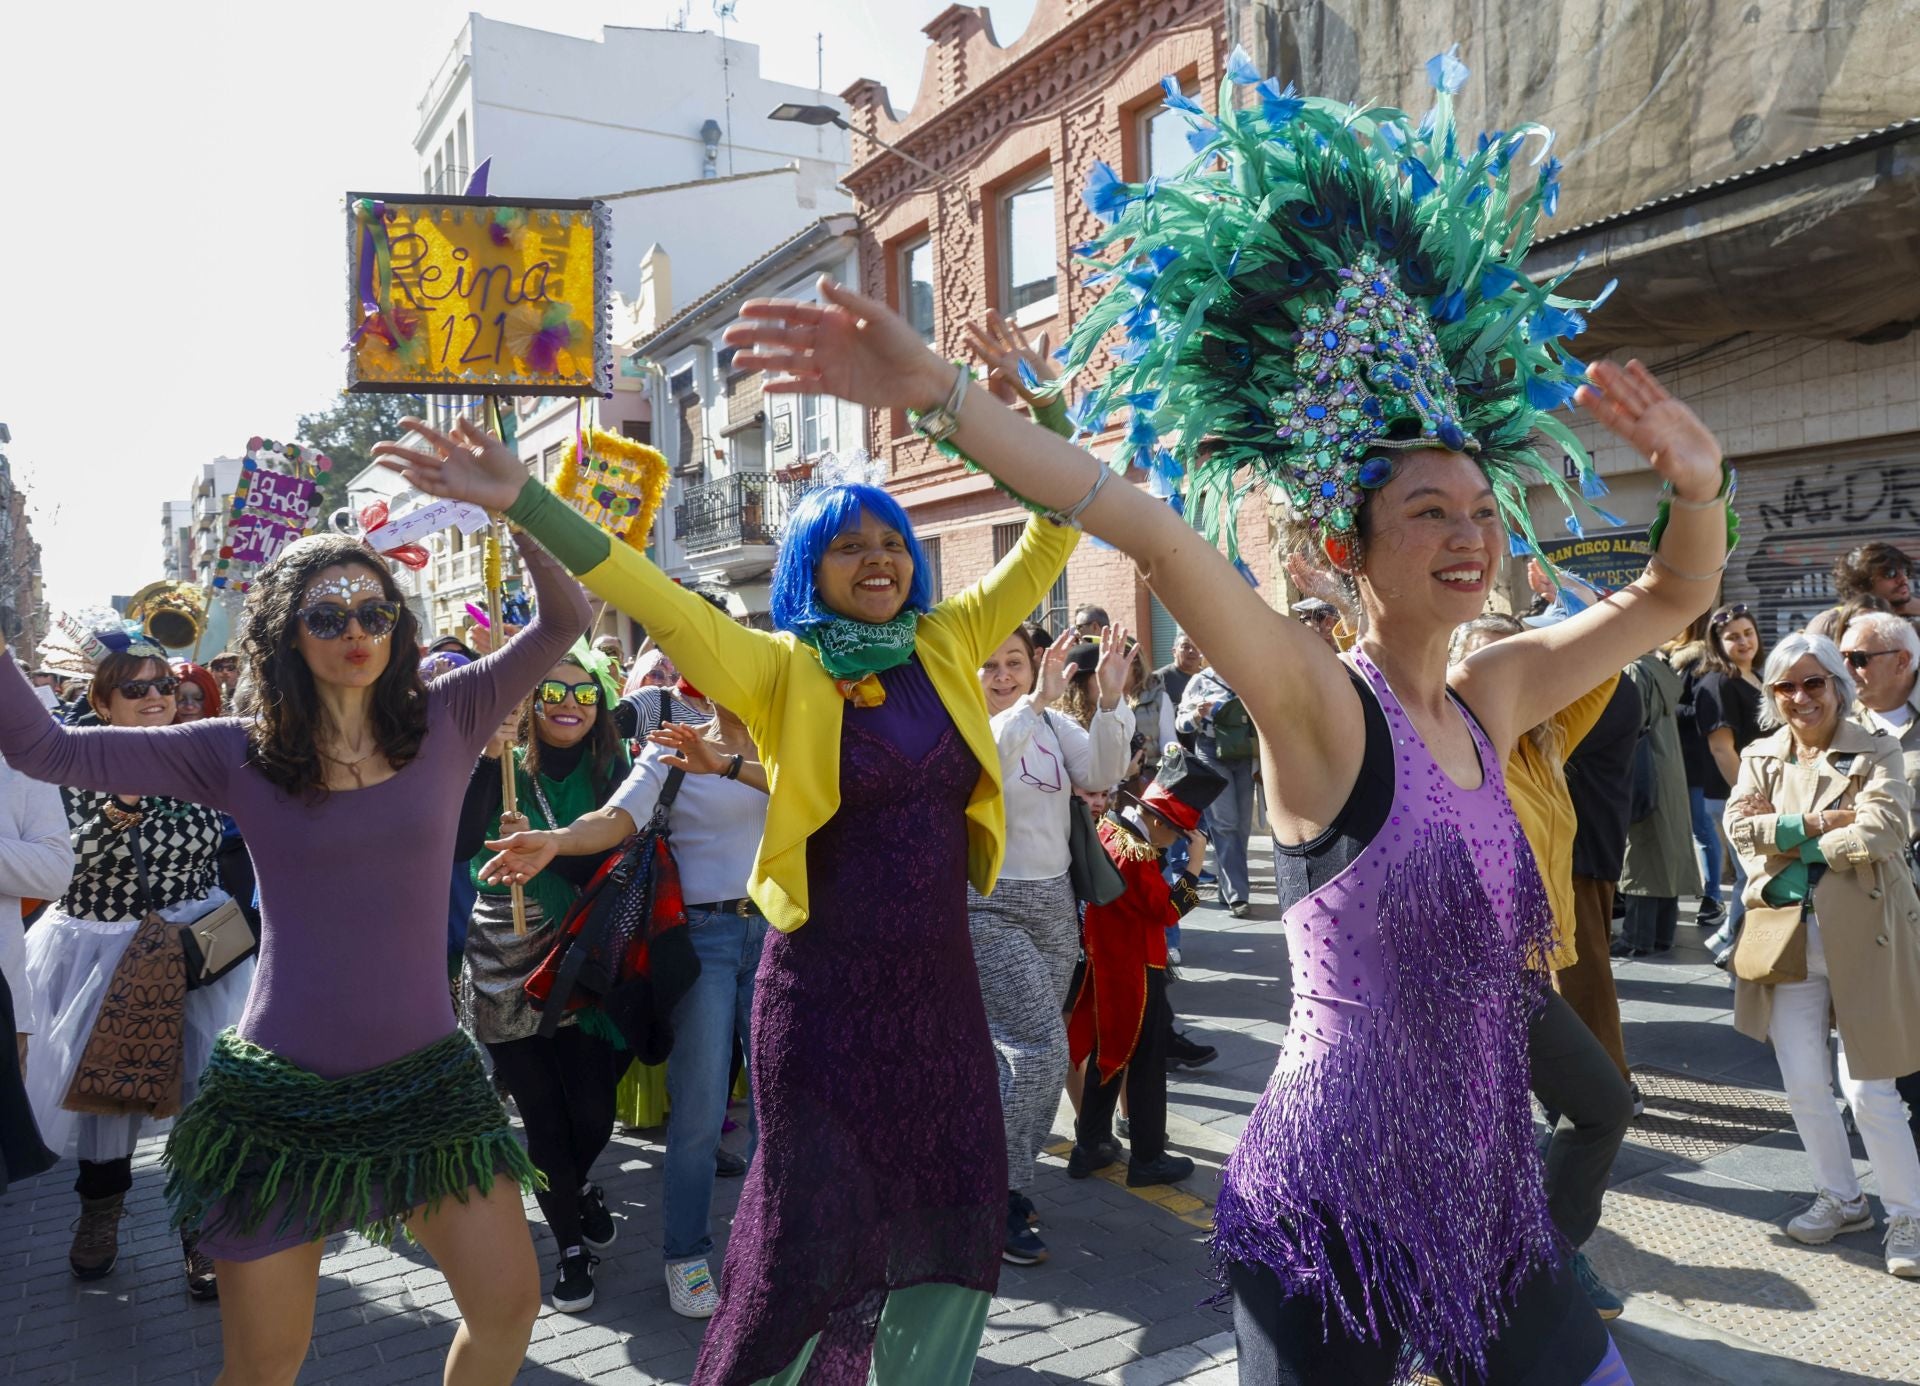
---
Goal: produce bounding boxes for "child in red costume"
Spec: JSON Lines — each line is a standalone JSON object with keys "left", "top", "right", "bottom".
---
{"left": 1067, "top": 746, "right": 1224, "bottom": 1187}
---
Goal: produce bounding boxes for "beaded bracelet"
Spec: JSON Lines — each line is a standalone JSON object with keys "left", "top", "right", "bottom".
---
{"left": 1645, "top": 462, "right": 1740, "bottom": 556}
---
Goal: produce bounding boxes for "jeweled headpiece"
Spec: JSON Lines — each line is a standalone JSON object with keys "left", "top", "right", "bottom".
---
{"left": 1059, "top": 44, "right": 1620, "bottom": 559}
{"left": 37, "top": 608, "right": 166, "bottom": 679}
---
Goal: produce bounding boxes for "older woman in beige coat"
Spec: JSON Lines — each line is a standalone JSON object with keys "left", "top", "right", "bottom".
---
{"left": 1725, "top": 630, "right": 1920, "bottom": 1278}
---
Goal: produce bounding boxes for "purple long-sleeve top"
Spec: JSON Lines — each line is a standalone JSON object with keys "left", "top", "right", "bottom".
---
{"left": 0, "top": 534, "right": 589, "bottom": 1078}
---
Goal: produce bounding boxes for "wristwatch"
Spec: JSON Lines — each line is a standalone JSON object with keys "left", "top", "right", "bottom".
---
{"left": 909, "top": 363, "right": 970, "bottom": 445}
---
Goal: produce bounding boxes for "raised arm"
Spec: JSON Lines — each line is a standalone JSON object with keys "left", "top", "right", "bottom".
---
{"left": 372, "top": 419, "right": 785, "bottom": 727}
{"left": 723, "top": 278, "right": 1362, "bottom": 821}
{"left": 0, "top": 656, "right": 239, "bottom": 809}
{"left": 1453, "top": 361, "right": 1728, "bottom": 753}
{"left": 435, "top": 528, "right": 592, "bottom": 750}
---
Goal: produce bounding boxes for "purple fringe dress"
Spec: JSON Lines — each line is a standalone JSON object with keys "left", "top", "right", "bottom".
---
{"left": 692, "top": 660, "right": 1004, "bottom": 1385}
{"left": 1212, "top": 652, "right": 1560, "bottom": 1384}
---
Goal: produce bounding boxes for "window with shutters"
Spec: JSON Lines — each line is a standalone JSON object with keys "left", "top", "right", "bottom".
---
{"left": 920, "top": 536, "right": 943, "bottom": 601}
{"left": 994, "top": 522, "right": 1068, "bottom": 632}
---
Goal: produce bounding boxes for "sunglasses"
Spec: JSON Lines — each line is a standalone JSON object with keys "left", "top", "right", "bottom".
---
{"left": 1709, "top": 604, "right": 1751, "bottom": 626}
{"left": 1844, "top": 649, "right": 1902, "bottom": 671}
{"left": 297, "top": 600, "right": 400, "bottom": 640}
{"left": 208, "top": 660, "right": 238, "bottom": 671}
{"left": 1769, "top": 675, "right": 1831, "bottom": 698}
{"left": 116, "top": 677, "right": 179, "bottom": 700}
{"left": 537, "top": 680, "right": 602, "bottom": 707}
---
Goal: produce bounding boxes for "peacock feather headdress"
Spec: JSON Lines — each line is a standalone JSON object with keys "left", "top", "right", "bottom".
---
{"left": 1057, "top": 44, "right": 1621, "bottom": 561}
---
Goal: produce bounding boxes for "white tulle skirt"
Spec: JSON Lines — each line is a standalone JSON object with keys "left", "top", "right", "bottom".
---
{"left": 23, "top": 891, "right": 254, "bottom": 1163}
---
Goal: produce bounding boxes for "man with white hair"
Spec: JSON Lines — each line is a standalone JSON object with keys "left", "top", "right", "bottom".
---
{"left": 1840, "top": 608, "right": 1920, "bottom": 1145}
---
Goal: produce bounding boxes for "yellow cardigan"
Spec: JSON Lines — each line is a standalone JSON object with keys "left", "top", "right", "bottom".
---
{"left": 1497, "top": 673, "right": 1619, "bottom": 970}
{"left": 507, "top": 480, "right": 1080, "bottom": 932}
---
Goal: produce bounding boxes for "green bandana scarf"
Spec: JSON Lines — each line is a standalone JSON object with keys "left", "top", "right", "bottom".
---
{"left": 795, "top": 610, "right": 920, "bottom": 681}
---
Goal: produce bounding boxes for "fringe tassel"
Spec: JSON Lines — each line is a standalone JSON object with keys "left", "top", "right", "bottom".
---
{"left": 1212, "top": 818, "right": 1560, "bottom": 1385}
{"left": 162, "top": 1029, "right": 545, "bottom": 1248}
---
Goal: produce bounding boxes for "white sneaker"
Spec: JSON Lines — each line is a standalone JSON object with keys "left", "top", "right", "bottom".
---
{"left": 666, "top": 1257, "right": 720, "bottom": 1318}
{"left": 1886, "top": 1215, "right": 1920, "bottom": 1278}
{"left": 1787, "top": 1190, "right": 1873, "bottom": 1245}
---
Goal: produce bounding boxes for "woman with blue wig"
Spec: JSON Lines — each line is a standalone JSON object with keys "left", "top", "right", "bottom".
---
{"left": 376, "top": 408, "right": 1081, "bottom": 1383}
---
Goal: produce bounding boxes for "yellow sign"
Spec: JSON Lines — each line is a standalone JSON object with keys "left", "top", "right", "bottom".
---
{"left": 554, "top": 429, "right": 670, "bottom": 552}
{"left": 346, "top": 194, "right": 610, "bottom": 396}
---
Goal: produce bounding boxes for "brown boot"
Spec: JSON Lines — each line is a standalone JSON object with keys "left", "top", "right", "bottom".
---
{"left": 69, "top": 1193, "right": 125, "bottom": 1280}
{"left": 182, "top": 1231, "right": 218, "bottom": 1301}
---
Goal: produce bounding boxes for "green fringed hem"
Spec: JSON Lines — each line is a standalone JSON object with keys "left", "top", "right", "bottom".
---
{"left": 162, "top": 1028, "right": 545, "bottom": 1248}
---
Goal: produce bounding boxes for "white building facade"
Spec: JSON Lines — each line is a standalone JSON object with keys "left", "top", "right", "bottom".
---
{"left": 632, "top": 216, "right": 863, "bottom": 626}
{"left": 406, "top": 16, "right": 853, "bottom": 642}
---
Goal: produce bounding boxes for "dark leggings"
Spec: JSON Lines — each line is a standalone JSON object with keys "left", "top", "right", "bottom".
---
{"left": 1229, "top": 1246, "right": 1613, "bottom": 1385}
{"left": 486, "top": 1026, "right": 619, "bottom": 1251}
{"left": 76, "top": 1156, "right": 134, "bottom": 1200}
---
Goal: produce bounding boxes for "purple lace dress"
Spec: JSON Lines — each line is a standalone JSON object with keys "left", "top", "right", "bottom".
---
{"left": 693, "top": 660, "right": 1004, "bottom": 1385}
{"left": 1212, "top": 652, "right": 1559, "bottom": 1384}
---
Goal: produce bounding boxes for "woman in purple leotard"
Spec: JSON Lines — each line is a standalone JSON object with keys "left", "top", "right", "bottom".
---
{"left": 717, "top": 131, "right": 1728, "bottom": 1386}
{"left": 0, "top": 529, "right": 587, "bottom": 1386}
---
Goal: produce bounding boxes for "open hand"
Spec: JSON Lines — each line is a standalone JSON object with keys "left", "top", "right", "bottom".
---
{"left": 1035, "top": 630, "right": 1077, "bottom": 706}
{"left": 965, "top": 310, "right": 1055, "bottom": 410}
{"left": 725, "top": 277, "right": 955, "bottom": 413}
{"left": 1576, "top": 361, "right": 1722, "bottom": 502}
{"left": 648, "top": 723, "right": 732, "bottom": 776}
{"left": 1093, "top": 623, "right": 1133, "bottom": 710}
{"left": 370, "top": 416, "right": 526, "bottom": 513}
{"left": 480, "top": 827, "right": 558, "bottom": 886}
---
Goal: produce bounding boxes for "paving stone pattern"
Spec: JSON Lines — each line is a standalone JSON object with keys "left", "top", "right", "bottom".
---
{"left": 4, "top": 845, "right": 1916, "bottom": 1383}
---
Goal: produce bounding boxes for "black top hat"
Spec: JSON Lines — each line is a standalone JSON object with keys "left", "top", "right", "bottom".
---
{"left": 1136, "top": 745, "right": 1228, "bottom": 833}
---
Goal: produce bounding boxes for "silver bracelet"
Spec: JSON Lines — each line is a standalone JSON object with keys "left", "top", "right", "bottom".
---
{"left": 1660, "top": 476, "right": 1730, "bottom": 510}
{"left": 1646, "top": 550, "right": 1729, "bottom": 583}
{"left": 1046, "top": 460, "right": 1112, "bottom": 529}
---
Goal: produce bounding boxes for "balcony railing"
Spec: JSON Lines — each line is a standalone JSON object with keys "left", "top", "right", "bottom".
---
{"left": 674, "top": 473, "right": 815, "bottom": 556}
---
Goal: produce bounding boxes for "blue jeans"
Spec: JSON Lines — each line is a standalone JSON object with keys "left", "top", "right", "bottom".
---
{"left": 1199, "top": 746, "right": 1257, "bottom": 907}
{"left": 663, "top": 906, "right": 767, "bottom": 1264}
{"left": 1688, "top": 787, "right": 1724, "bottom": 909}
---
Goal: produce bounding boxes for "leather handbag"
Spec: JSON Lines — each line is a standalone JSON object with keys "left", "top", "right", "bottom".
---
{"left": 129, "top": 820, "right": 258, "bottom": 990}
{"left": 179, "top": 897, "right": 257, "bottom": 988}
{"left": 1731, "top": 902, "right": 1808, "bottom": 985}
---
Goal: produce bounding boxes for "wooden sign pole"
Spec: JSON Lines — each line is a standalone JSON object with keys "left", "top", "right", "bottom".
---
{"left": 484, "top": 520, "right": 529, "bottom": 937}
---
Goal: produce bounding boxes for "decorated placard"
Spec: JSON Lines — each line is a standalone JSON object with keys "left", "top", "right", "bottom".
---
{"left": 212, "top": 438, "right": 331, "bottom": 591}
{"left": 346, "top": 193, "right": 611, "bottom": 397}
{"left": 553, "top": 429, "right": 669, "bottom": 551}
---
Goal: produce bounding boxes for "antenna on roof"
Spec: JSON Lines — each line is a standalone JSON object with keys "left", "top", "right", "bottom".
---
{"left": 714, "top": 1, "right": 737, "bottom": 176}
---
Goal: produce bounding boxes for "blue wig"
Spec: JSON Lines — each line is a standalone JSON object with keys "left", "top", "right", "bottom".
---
{"left": 770, "top": 484, "right": 935, "bottom": 634}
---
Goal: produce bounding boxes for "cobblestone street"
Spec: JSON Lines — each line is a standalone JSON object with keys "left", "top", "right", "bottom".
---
{"left": 3, "top": 840, "right": 1915, "bottom": 1384}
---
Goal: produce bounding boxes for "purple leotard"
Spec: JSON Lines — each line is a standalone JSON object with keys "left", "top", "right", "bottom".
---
{"left": 0, "top": 536, "right": 588, "bottom": 1080}
{"left": 1213, "top": 652, "right": 1560, "bottom": 1383}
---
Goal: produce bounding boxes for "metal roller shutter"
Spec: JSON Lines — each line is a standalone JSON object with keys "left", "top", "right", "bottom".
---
{"left": 1720, "top": 440, "right": 1920, "bottom": 646}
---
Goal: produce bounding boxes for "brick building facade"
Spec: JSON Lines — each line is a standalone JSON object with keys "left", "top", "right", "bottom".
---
{"left": 841, "top": 0, "right": 1276, "bottom": 658}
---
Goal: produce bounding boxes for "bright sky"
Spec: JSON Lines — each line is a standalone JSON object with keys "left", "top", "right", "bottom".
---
{"left": 0, "top": 0, "right": 1037, "bottom": 613}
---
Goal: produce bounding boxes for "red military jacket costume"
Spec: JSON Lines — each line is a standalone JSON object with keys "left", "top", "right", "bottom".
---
{"left": 1067, "top": 811, "right": 1203, "bottom": 1081}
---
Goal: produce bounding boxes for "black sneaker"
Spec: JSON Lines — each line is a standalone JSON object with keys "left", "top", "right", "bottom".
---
{"left": 1010, "top": 1190, "right": 1039, "bottom": 1227}
{"left": 1003, "top": 1194, "right": 1049, "bottom": 1265}
{"left": 1127, "top": 1153, "right": 1196, "bottom": 1187}
{"left": 551, "top": 1250, "right": 598, "bottom": 1313}
{"left": 715, "top": 1147, "right": 748, "bottom": 1178}
{"left": 1166, "top": 1030, "right": 1217, "bottom": 1068}
{"left": 578, "top": 1184, "right": 616, "bottom": 1252}
{"left": 1067, "top": 1142, "right": 1120, "bottom": 1179}
{"left": 1696, "top": 899, "right": 1725, "bottom": 928}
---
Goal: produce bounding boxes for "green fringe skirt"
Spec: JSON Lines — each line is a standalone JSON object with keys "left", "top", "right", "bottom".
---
{"left": 163, "top": 1028, "right": 541, "bottom": 1260}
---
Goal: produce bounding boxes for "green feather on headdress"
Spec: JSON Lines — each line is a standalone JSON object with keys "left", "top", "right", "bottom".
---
{"left": 1059, "top": 43, "right": 1622, "bottom": 563}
